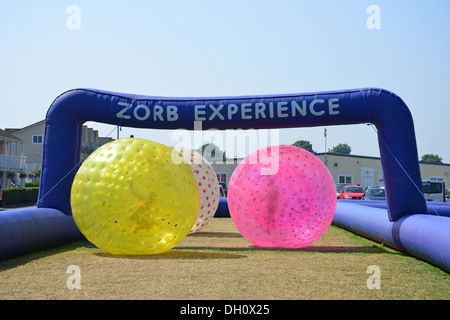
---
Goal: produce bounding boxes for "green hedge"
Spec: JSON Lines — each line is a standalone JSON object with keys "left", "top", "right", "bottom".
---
{"left": 0, "top": 187, "right": 39, "bottom": 207}
{"left": 25, "top": 182, "right": 39, "bottom": 188}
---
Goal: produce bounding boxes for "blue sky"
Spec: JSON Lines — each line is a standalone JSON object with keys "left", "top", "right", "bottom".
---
{"left": 1, "top": 0, "right": 449, "bottom": 162}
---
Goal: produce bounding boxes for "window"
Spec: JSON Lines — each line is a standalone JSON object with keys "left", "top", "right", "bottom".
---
{"left": 334, "top": 163, "right": 338, "bottom": 167}
{"left": 32, "top": 135, "right": 43, "bottom": 144}
{"left": 367, "top": 188, "right": 386, "bottom": 197}
{"left": 422, "top": 181, "right": 443, "bottom": 194}
{"left": 338, "top": 175, "right": 353, "bottom": 184}
{"left": 345, "top": 186, "right": 365, "bottom": 193}
{"left": 216, "top": 173, "right": 228, "bottom": 185}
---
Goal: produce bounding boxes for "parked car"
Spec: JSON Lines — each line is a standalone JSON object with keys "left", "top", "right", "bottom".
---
{"left": 364, "top": 187, "right": 386, "bottom": 200}
{"left": 219, "top": 182, "right": 227, "bottom": 197}
{"left": 219, "top": 185, "right": 226, "bottom": 197}
{"left": 339, "top": 185, "right": 365, "bottom": 200}
{"left": 422, "top": 180, "right": 446, "bottom": 202}
{"left": 335, "top": 183, "right": 350, "bottom": 199}
{"left": 446, "top": 189, "right": 450, "bottom": 201}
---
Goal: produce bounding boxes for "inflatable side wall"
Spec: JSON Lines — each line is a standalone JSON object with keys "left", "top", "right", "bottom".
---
{"left": 1, "top": 87, "right": 448, "bottom": 273}
{"left": 333, "top": 201, "right": 450, "bottom": 272}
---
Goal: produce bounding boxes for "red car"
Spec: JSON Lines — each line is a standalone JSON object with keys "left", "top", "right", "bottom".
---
{"left": 339, "top": 185, "right": 365, "bottom": 200}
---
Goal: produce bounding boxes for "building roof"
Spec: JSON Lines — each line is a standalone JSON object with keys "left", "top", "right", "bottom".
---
{"left": 0, "top": 128, "right": 23, "bottom": 142}
{"left": 5, "top": 119, "right": 45, "bottom": 134}
{"left": 315, "top": 152, "right": 381, "bottom": 160}
{"left": 315, "top": 152, "right": 450, "bottom": 167}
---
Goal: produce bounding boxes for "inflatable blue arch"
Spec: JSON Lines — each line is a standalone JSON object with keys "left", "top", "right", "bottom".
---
{"left": 1, "top": 87, "right": 449, "bottom": 272}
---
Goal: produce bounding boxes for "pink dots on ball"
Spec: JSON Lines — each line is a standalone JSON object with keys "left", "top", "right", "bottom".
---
{"left": 227, "top": 145, "right": 336, "bottom": 249}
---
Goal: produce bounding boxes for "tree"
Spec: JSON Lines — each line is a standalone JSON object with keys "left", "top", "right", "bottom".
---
{"left": 196, "top": 143, "right": 227, "bottom": 160}
{"left": 330, "top": 143, "right": 352, "bottom": 155}
{"left": 291, "top": 140, "right": 315, "bottom": 154}
{"left": 420, "top": 153, "right": 443, "bottom": 164}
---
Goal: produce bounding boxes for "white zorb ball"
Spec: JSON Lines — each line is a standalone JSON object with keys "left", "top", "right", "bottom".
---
{"left": 174, "top": 146, "right": 220, "bottom": 233}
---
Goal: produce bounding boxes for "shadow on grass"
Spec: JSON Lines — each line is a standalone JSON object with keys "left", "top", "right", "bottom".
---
{"left": 0, "top": 240, "right": 96, "bottom": 271}
{"left": 189, "top": 232, "right": 243, "bottom": 238}
{"left": 251, "top": 245, "right": 389, "bottom": 254}
{"left": 177, "top": 244, "right": 391, "bottom": 254}
{"left": 95, "top": 250, "right": 246, "bottom": 260}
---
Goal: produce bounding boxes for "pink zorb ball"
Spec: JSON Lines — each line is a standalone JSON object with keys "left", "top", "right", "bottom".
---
{"left": 227, "top": 145, "right": 336, "bottom": 248}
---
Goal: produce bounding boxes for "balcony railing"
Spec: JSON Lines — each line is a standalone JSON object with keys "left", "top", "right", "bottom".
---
{"left": 0, "top": 154, "right": 27, "bottom": 172}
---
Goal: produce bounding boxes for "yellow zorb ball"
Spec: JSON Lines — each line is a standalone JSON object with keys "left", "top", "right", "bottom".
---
{"left": 70, "top": 138, "right": 199, "bottom": 255}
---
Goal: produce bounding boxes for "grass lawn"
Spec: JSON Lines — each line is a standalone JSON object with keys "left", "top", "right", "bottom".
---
{"left": 0, "top": 217, "right": 449, "bottom": 300}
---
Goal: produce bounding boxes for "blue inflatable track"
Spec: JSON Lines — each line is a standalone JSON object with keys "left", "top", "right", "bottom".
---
{"left": 333, "top": 201, "right": 450, "bottom": 272}
{"left": 0, "top": 87, "right": 448, "bottom": 272}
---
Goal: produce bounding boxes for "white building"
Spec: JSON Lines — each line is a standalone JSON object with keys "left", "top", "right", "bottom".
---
{"left": 0, "top": 128, "right": 26, "bottom": 187}
{"left": 4, "top": 120, "right": 114, "bottom": 184}
{"left": 315, "top": 152, "right": 449, "bottom": 188}
{"left": 6, "top": 120, "right": 45, "bottom": 173}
